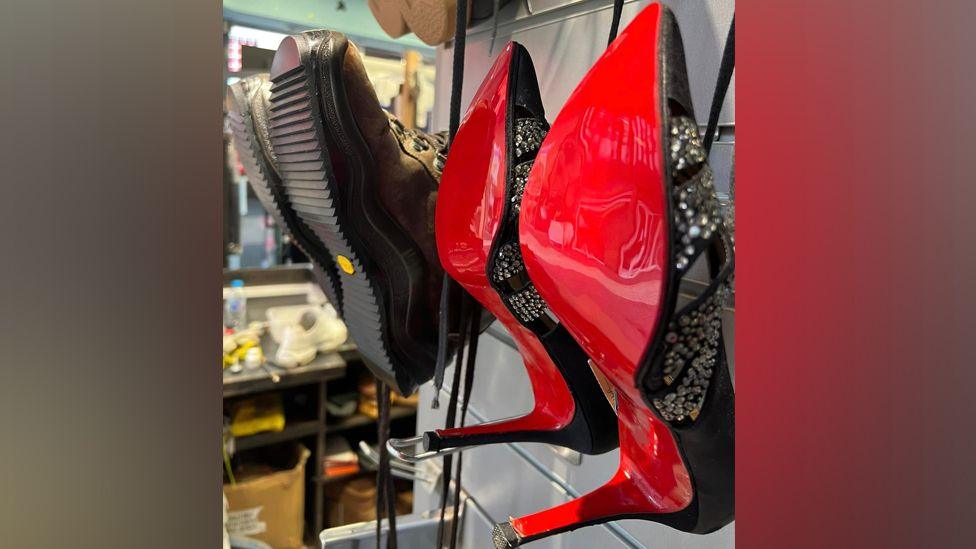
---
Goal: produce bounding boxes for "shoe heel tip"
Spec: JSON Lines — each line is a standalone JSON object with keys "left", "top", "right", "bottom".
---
{"left": 423, "top": 431, "right": 441, "bottom": 452}
{"left": 492, "top": 522, "right": 521, "bottom": 549}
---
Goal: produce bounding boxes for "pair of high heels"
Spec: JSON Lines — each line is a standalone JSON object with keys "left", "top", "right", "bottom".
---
{"left": 226, "top": 3, "right": 733, "bottom": 545}
{"left": 408, "top": 4, "right": 734, "bottom": 546}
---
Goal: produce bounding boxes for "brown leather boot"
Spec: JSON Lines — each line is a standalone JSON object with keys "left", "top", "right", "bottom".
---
{"left": 268, "top": 31, "right": 445, "bottom": 394}
{"left": 225, "top": 75, "right": 344, "bottom": 313}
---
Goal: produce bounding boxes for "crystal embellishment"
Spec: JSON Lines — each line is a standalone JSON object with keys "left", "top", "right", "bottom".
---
{"left": 511, "top": 161, "right": 532, "bottom": 213}
{"left": 650, "top": 115, "right": 733, "bottom": 424}
{"left": 490, "top": 116, "right": 552, "bottom": 328}
{"left": 507, "top": 285, "right": 547, "bottom": 323}
{"left": 493, "top": 243, "right": 525, "bottom": 283}
{"left": 669, "top": 117, "right": 724, "bottom": 274}
{"left": 514, "top": 118, "right": 548, "bottom": 158}
{"left": 653, "top": 286, "right": 729, "bottom": 422}
{"left": 670, "top": 116, "right": 707, "bottom": 171}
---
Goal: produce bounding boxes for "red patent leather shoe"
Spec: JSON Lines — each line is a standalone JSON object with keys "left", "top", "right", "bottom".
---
{"left": 494, "top": 4, "right": 734, "bottom": 546}
{"left": 389, "top": 42, "right": 619, "bottom": 462}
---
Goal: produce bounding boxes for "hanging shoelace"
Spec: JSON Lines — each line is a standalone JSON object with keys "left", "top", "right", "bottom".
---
{"left": 489, "top": 0, "right": 500, "bottom": 55}
{"left": 704, "top": 14, "right": 735, "bottom": 299}
{"left": 608, "top": 0, "right": 624, "bottom": 45}
{"left": 375, "top": 380, "right": 397, "bottom": 549}
{"left": 435, "top": 1, "right": 483, "bottom": 547}
{"left": 433, "top": 0, "right": 475, "bottom": 412}
{"left": 435, "top": 295, "right": 471, "bottom": 548}
{"left": 448, "top": 311, "right": 480, "bottom": 548}
{"left": 703, "top": 14, "right": 734, "bottom": 155}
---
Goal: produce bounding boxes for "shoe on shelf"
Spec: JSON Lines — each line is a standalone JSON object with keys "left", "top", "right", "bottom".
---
{"left": 274, "top": 324, "right": 318, "bottom": 368}
{"left": 387, "top": 42, "right": 619, "bottom": 463}
{"left": 267, "top": 304, "right": 349, "bottom": 353}
{"left": 496, "top": 5, "right": 735, "bottom": 546}
{"left": 268, "top": 31, "right": 448, "bottom": 395}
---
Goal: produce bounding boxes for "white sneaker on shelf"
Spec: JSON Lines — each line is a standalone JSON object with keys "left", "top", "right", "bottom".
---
{"left": 267, "top": 304, "right": 348, "bottom": 353}
{"left": 307, "top": 305, "right": 348, "bottom": 352}
{"left": 274, "top": 324, "right": 318, "bottom": 368}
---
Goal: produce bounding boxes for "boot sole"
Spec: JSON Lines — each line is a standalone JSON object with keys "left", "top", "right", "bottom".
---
{"left": 226, "top": 77, "right": 344, "bottom": 313}
{"left": 268, "top": 31, "right": 436, "bottom": 395}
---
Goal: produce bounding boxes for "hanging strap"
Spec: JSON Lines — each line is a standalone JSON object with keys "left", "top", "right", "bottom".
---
{"left": 434, "top": 0, "right": 474, "bottom": 409}
{"left": 435, "top": 297, "right": 469, "bottom": 547}
{"left": 489, "top": 0, "right": 502, "bottom": 55}
{"left": 447, "top": 310, "right": 481, "bottom": 549}
{"left": 607, "top": 0, "right": 624, "bottom": 45}
{"left": 448, "top": 0, "right": 470, "bottom": 140}
{"left": 375, "top": 380, "right": 398, "bottom": 549}
{"left": 703, "top": 14, "right": 735, "bottom": 155}
{"left": 432, "top": 276, "right": 453, "bottom": 408}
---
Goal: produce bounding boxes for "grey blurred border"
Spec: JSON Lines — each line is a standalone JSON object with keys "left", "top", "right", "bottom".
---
{"left": 0, "top": 1, "right": 223, "bottom": 547}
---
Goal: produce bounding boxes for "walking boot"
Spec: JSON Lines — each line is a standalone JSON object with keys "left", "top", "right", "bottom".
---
{"left": 268, "top": 31, "right": 448, "bottom": 395}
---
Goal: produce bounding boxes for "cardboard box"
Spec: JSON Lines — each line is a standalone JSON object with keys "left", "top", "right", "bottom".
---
{"left": 224, "top": 445, "right": 310, "bottom": 549}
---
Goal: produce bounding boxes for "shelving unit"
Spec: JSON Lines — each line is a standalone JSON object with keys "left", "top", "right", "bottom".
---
{"left": 329, "top": 406, "right": 417, "bottom": 434}
{"left": 223, "top": 349, "right": 344, "bottom": 540}
{"left": 222, "top": 266, "right": 422, "bottom": 544}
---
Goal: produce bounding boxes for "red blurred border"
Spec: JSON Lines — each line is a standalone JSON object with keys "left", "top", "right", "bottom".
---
{"left": 738, "top": 1, "right": 976, "bottom": 547}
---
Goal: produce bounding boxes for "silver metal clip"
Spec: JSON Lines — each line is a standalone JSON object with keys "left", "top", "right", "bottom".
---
{"left": 357, "top": 440, "right": 437, "bottom": 483}
{"left": 386, "top": 435, "right": 465, "bottom": 463}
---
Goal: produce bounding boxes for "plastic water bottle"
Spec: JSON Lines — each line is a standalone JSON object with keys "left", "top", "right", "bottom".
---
{"left": 224, "top": 279, "right": 247, "bottom": 332}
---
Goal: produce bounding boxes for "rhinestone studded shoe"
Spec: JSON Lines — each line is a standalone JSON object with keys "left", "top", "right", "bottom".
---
{"left": 388, "top": 43, "right": 618, "bottom": 463}
{"left": 499, "top": 5, "right": 734, "bottom": 546}
{"left": 268, "top": 31, "right": 448, "bottom": 395}
{"left": 226, "top": 75, "right": 343, "bottom": 312}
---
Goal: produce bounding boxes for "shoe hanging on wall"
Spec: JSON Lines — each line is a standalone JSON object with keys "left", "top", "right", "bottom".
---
{"left": 495, "top": 4, "right": 735, "bottom": 546}
{"left": 367, "top": 0, "right": 410, "bottom": 39}
{"left": 267, "top": 31, "right": 450, "bottom": 395}
{"left": 226, "top": 75, "right": 344, "bottom": 313}
{"left": 368, "top": 0, "right": 511, "bottom": 46}
{"left": 368, "top": 0, "right": 468, "bottom": 46}
{"left": 388, "top": 42, "right": 619, "bottom": 462}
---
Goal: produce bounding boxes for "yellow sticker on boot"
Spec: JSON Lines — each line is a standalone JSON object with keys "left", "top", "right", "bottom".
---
{"left": 337, "top": 255, "right": 355, "bottom": 275}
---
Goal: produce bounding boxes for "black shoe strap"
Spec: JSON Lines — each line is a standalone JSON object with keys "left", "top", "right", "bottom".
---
{"left": 607, "top": 0, "right": 624, "bottom": 45}
{"left": 703, "top": 14, "right": 735, "bottom": 155}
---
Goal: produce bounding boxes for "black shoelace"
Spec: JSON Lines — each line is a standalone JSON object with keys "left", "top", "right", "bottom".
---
{"left": 704, "top": 15, "right": 734, "bottom": 155}
{"left": 608, "top": 0, "right": 624, "bottom": 45}
{"left": 375, "top": 380, "right": 397, "bottom": 549}
{"left": 435, "top": 1, "right": 482, "bottom": 548}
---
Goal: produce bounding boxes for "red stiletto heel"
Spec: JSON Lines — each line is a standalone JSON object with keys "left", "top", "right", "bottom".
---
{"left": 499, "top": 4, "right": 734, "bottom": 545}
{"left": 389, "top": 42, "right": 619, "bottom": 462}
{"left": 495, "top": 405, "right": 693, "bottom": 546}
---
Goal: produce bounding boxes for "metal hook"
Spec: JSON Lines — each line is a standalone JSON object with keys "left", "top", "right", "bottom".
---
{"left": 357, "top": 440, "right": 437, "bottom": 483}
{"left": 386, "top": 435, "right": 464, "bottom": 463}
